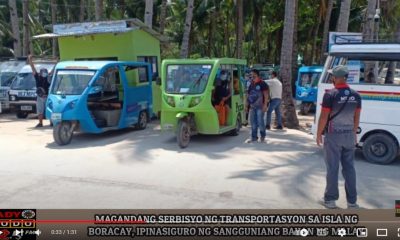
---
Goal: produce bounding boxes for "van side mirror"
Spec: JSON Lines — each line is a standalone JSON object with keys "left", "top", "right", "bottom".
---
{"left": 156, "top": 77, "right": 161, "bottom": 86}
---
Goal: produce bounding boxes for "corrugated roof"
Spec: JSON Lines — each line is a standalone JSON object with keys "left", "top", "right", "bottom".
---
{"left": 33, "top": 18, "right": 168, "bottom": 42}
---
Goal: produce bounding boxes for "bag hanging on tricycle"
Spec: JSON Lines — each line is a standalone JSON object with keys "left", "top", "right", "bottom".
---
{"left": 215, "top": 101, "right": 226, "bottom": 125}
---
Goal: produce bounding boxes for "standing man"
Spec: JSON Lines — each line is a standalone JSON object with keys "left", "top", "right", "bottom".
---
{"left": 265, "top": 71, "right": 283, "bottom": 130}
{"left": 246, "top": 69, "right": 269, "bottom": 143}
{"left": 28, "top": 54, "right": 50, "bottom": 128}
{"left": 316, "top": 65, "right": 362, "bottom": 209}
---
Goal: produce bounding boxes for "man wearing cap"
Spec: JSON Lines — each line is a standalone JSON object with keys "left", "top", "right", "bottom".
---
{"left": 316, "top": 65, "right": 362, "bottom": 209}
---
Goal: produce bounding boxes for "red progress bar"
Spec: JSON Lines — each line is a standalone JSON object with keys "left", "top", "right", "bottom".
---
{"left": 1, "top": 220, "right": 147, "bottom": 224}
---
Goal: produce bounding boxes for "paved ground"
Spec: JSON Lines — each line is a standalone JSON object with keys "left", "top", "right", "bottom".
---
{"left": 0, "top": 113, "right": 399, "bottom": 209}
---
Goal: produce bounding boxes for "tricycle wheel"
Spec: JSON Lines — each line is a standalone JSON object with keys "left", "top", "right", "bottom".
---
{"left": 177, "top": 119, "right": 190, "bottom": 148}
{"left": 299, "top": 102, "right": 311, "bottom": 115}
{"left": 16, "top": 111, "right": 28, "bottom": 119}
{"left": 229, "top": 115, "right": 242, "bottom": 136}
{"left": 136, "top": 111, "right": 148, "bottom": 130}
{"left": 53, "top": 121, "right": 74, "bottom": 146}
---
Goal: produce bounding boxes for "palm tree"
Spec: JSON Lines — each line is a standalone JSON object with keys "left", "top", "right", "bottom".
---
{"left": 236, "top": 0, "right": 243, "bottom": 58}
{"left": 8, "top": 0, "right": 21, "bottom": 57}
{"left": 337, "top": 0, "right": 352, "bottom": 32}
{"left": 95, "top": 0, "right": 103, "bottom": 21}
{"left": 79, "top": 0, "right": 85, "bottom": 22}
{"left": 51, "top": 0, "right": 57, "bottom": 56}
{"left": 280, "top": 0, "right": 299, "bottom": 129}
{"left": 320, "top": 0, "right": 334, "bottom": 64}
{"left": 22, "top": 0, "right": 30, "bottom": 56}
{"left": 145, "top": 0, "right": 153, "bottom": 28}
{"left": 180, "top": 0, "right": 194, "bottom": 58}
{"left": 363, "top": 0, "right": 377, "bottom": 83}
{"left": 159, "top": 0, "right": 168, "bottom": 34}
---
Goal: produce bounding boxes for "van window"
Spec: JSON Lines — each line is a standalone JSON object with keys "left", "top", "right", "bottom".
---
{"left": 0, "top": 72, "right": 16, "bottom": 87}
{"left": 11, "top": 73, "right": 36, "bottom": 90}
{"left": 323, "top": 57, "right": 400, "bottom": 85}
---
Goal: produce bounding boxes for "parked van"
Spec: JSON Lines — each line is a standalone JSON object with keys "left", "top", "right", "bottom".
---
{"left": 314, "top": 42, "right": 400, "bottom": 164}
{"left": 8, "top": 61, "right": 55, "bottom": 118}
{"left": 0, "top": 59, "right": 26, "bottom": 112}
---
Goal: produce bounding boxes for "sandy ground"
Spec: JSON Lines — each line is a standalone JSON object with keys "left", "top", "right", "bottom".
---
{"left": 0, "top": 112, "right": 399, "bottom": 209}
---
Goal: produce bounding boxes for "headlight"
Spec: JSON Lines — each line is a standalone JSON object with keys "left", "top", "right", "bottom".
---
{"left": 48, "top": 99, "right": 53, "bottom": 110}
{"left": 165, "top": 96, "right": 175, "bottom": 107}
{"left": 68, "top": 100, "right": 77, "bottom": 109}
{"left": 10, "top": 95, "right": 16, "bottom": 101}
{"left": 189, "top": 96, "right": 202, "bottom": 107}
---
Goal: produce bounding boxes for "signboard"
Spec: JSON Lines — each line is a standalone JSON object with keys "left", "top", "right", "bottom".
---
{"left": 328, "top": 32, "right": 362, "bottom": 51}
{"left": 53, "top": 20, "right": 132, "bottom": 36}
{"left": 347, "top": 60, "right": 361, "bottom": 84}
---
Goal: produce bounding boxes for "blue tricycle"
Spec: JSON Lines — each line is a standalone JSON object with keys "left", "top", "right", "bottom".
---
{"left": 295, "top": 66, "right": 323, "bottom": 115}
{"left": 46, "top": 61, "right": 152, "bottom": 145}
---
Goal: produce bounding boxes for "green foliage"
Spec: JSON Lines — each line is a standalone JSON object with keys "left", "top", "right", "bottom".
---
{"left": 0, "top": 0, "right": 399, "bottom": 60}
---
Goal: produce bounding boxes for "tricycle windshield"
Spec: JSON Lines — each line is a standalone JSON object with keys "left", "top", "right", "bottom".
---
{"left": 52, "top": 70, "right": 95, "bottom": 95}
{"left": 166, "top": 64, "right": 212, "bottom": 94}
{"left": 299, "top": 72, "right": 321, "bottom": 87}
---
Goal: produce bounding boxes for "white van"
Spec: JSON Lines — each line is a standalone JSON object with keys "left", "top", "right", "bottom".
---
{"left": 0, "top": 59, "right": 26, "bottom": 112}
{"left": 8, "top": 62, "right": 55, "bottom": 118}
{"left": 314, "top": 43, "right": 400, "bottom": 164}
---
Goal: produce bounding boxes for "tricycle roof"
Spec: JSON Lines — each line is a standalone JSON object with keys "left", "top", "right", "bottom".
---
{"left": 162, "top": 58, "right": 247, "bottom": 66}
{"left": 56, "top": 61, "right": 149, "bottom": 70}
{"left": 299, "top": 66, "right": 323, "bottom": 72}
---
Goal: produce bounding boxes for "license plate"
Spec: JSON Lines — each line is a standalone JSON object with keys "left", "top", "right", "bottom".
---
{"left": 21, "top": 105, "right": 32, "bottom": 111}
{"left": 51, "top": 113, "right": 62, "bottom": 121}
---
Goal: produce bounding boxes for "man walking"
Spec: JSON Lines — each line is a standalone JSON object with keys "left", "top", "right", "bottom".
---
{"left": 28, "top": 54, "right": 50, "bottom": 128}
{"left": 316, "top": 65, "right": 362, "bottom": 209}
{"left": 246, "top": 69, "right": 269, "bottom": 143}
{"left": 265, "top": 71, "right": 283, "bottom": 130}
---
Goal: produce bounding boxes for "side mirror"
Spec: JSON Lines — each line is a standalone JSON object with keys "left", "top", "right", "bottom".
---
{"left": 88, "top": 85, "right": 103, "bottom": 94}
{"left": 156, "top": 77, "right": 161, "bottom": 86}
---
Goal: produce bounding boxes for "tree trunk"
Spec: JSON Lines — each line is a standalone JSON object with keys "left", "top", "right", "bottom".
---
{"left": 207, "top": 9, "right": 214, "bottom": 57}
{"left": 363, "top": 0, "right": 377, "bottom": 83}
{"left": 22, "top": 0, "right": 30, "bottom": 56}
{"left": 159, "top": 0, "right": 168, "bottom": 34}
{"left": 292, "top": 1, "right": 299, "bottom": 97}
{"left": 252, "top": 0, "right": 261, "bottom": 63}
{"left": 8, "top": 0, "right": 21, "bottom": 57}
{"left": 51, "top": 0, "right": 58, "bottom": 57}
{"left": 336, "top": 0, "right": 351, "bottom": 32}
{"left": 95, "top": 0, "right": 103, "bottom": 21}
{"left": 79, "top": 0, "right": 85, "bottom": 22}
{"left": 385, "top": 22, "right": 400, "bottom": 84}
{"left": 145, "top": 0, "right": 153, "bottom": 28}
{"left": 224, "top": 15, "right": 231, "bottom": 57}
{"left": 312, "top": 3, "right": 322, "bottom": 64}
{"left": 236, "top": 0, "right": 243, "bottom": 59}
{"left": 320, "top": 0, "right": 333, "bottom": 64}
{"left": 280, "top": 0, "right": 299, "bottom": 129}
{"left": 180, "top": 0, "right": 194, "bottom": 58}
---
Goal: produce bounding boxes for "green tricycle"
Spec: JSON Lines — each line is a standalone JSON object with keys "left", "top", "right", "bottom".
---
{"left": 160, "top": 58, "right": 247, "bottom": 148}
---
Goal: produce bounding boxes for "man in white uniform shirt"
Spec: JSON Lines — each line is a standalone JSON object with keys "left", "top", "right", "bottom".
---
{"left": 265, "top": 71, "right": 283, "bottom": 130}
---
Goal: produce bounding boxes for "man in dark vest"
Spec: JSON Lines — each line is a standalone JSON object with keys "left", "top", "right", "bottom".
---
{"left": 317, "top": 65, "right": 362, "bottom": 209}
